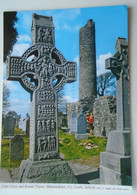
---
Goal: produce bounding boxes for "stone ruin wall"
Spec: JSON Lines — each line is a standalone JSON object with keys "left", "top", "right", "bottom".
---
{"left": 93, "top": 95, "right": 116, "bottom": 137}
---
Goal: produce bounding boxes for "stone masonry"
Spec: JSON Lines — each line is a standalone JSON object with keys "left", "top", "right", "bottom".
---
{"left": 79, "top": 19, "right": 97, "bottom": 101}
{"left": 93, "top": 95, "right": 116, "bottom": 137}
{"left": 67, "top": 19, "right": 97, "bottom": 131}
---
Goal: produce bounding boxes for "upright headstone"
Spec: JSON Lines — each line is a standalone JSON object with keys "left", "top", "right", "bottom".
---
{"left": 26, "top": 118, "right": 30, "bottom": 137}
{"left": 10, "top": 135, "right": 24, "bottom": 160}
{"left": 75, "top": 111, "right": 88, "bottom": 140}
{"left": 69, "top": 112, "right": 77, "bottom": 134}
{"left": 19, "top": 118, "right": 27, "bottom": 132}
{"left": 66, "top": 102, "right": 80, "bottom": 128}
{"left": 7, "top": 13, "right": 77, "bottom": 183}
{"left": 100, "top": 37, "right": 131, "bottom": 185}
{"left": 3, "top": 116, "right": 15, "bottom": 138}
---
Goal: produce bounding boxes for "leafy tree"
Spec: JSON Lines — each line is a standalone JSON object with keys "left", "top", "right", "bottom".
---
{"left": 3, "top": 83, "right": 10, "bottom": 113}
{"left": 4, "top": 11, "right": 18, "bottom": 62}
{"left": 97, "top": 72, "right": 116, "bottom": 97}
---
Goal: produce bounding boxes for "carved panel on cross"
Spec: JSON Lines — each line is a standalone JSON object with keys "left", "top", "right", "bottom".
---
{"left": 37, "top": 104, "right": 55, "bottom": 118}
{"left": 38, "top": 89, "right": 55, "bottom": 101}
{"left": 36, "top": 26, "right": 54, "bottom": 44}
{"left": 36, "top": 135, "right": 56, "bottom": 153}
{"left": 37, "top": 119, "right": 56, "bottom": 135}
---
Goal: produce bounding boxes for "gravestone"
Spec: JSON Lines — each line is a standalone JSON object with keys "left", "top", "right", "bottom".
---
{"left": 66, "top": 102, "right": 80, "bottom": 128}
{"left": 7, "top": 13, "right": 77, "bottom": 183}
{"left": 75, "top": 111, "right": 88, "bottom": 140}
{"left": 3, "top": 115, "right": 15, "bottom": 138}
{"left": 19, "top": 118, "right": 27, "bottom": 132}
{"left": 69, "top": 112, "right": 77, "bottom": 134}
{"left": 100, "top": 37, "right": 132, "bottom": 185}
{"left": 10, "top": 135, "right": 24, "bottom": 160}
{"left": 26, "top": 118, "right": 30, "bottom": 137}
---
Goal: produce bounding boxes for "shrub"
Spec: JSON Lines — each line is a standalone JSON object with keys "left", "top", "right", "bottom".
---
{"left": 62, "top": 138, "right": 71, "bottom": 144}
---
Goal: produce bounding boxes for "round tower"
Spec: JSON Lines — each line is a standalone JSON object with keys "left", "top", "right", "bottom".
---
{"left": 79, "top": 19, "right": 97, "bottom": 101}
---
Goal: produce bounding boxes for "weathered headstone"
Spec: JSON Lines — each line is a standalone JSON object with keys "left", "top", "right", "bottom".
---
{"left": 75, "top": 111, "right": 88, "bottom": 140}
{"left": 10, "top": 135, "right": 24, "bottom": 160}
{"left": 3, "top": 116, "right": 15, "bottom": 138}
{"left": 19, "top": 118, "right": 27, "bottom": 132}
{"left": 69, "top": 112, "right": 77, "bottom": 134}
{"left": 26, "top": 118, "right": 30, "bottom": 137}
{"left": 100, "top": 37, "right": 132, "bottom": 185}
{"left": 7, "top": 13, "right": 77, "bottom": 183}
{"left": 66, "top": 102, "right": 80, "bottom": 128}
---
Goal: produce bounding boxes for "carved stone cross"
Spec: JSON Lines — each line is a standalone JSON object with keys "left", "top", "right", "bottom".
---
{"left": 105, "top": 37, "right": 129, "bottom": 131}
{"left": 7, "top": 13, "right": 76, "bottom": 161}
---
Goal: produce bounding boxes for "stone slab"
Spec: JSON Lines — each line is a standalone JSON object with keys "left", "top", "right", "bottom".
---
{"left": 75, "top": 134, "right": 88, "bottom": 140}
{"left": 10, "top": 135, "right": 24, "bottom": 161}
{"left": 100, "top": 165, "right": 132, "bottom": 185}
{"left": 106, "top": 130, "right": 131, "bottom": 156}
{"left": 69, "top": 130, "right": 77, "bottom": 134}
{"left": 77, "top": 113, "right": 87, "bottom": 134}
{"left": 4, "top": 116, "right": 15, "bottom": 137}
{"left": 18, "top": 159, "right": 78, "bottom": 183}
{"left": 70, "top": 112, "right": 77, "bottom": 132}
{"left": 100, "top": 151, "right": 131, "bottom": 175}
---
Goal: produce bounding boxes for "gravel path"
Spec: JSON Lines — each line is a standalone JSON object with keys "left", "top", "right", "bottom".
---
{"left": 0, "top": 168, "right": 12, "bottom": 183}
{"left": 0, "top": 161, "right": 100, "bottom": 184}
{"left": 68, "top": 161, "right": 100, "bottom": 184}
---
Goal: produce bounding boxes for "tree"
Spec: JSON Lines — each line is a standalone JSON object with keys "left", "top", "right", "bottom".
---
{"left": 57, "top": 87, "right": 67, "bottom": 113}
{"left": 97, "top": 72, "right": 116, "bottom": 97}
{"left": 4, "top": 11, "right": 18, "bottom": 62}
{"left": 3, "top": 83, "right": 10, "bottom": 114}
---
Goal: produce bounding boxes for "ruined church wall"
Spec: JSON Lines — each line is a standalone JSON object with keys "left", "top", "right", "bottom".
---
{"left": 93, "top": 95, "right": 116, "bottom": 137}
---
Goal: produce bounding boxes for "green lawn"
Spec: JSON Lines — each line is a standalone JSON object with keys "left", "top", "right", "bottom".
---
{"left": 1, "top": 128, "right": 29, "bottom": 171}
{"left": 59, "top": 130, "right": 107, "bottom": 160}
{"left": 1, "top": 129, "right": 107, "bottom": 170}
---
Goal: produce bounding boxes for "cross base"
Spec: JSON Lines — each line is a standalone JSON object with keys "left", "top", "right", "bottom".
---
{"left": 17, "top": 159, "right": 78, "bottom": 183}
{"left": 100, "top": 152, "right": 132, "bottom": 185}
{"left": 100, "top": 130, "right": 132, "bottom": 185}
{"left": 106, "top": 130, "right": 131, "bottom": 156}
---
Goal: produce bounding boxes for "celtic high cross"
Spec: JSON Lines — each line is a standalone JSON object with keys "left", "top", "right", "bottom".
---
{"left": 7, "top": 13, "right": 76, "bottom": 161}
{"left": 105, "top": 37, "right": 130, "bottom": 131}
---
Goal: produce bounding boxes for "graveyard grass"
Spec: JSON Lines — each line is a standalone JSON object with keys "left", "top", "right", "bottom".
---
{"left": 1, "top": 128, "right": 107, "bottom": 171}
{"left": 1, "top": 127, "right": 29, "bottom": 172}
{"left": 59, "top": 130, "right": 107, "bottom": 165}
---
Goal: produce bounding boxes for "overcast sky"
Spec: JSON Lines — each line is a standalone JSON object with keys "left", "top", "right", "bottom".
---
{"left": 3, "top": 5, "right": 128, "bottom": 117}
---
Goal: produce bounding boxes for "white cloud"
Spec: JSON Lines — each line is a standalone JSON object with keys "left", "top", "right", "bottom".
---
{"left": 74, "top": 24, "right": 82, "bottom": 32}
{"left": 4, "top": 80, "right": 19, "bottom": 91}
{"left": 97, "top": 53, "right": 112, "bottom": 76}
{"left": 48, "top": 9, "right": 81, "bottom": 31}
{"left": 63, "top": 23, "right": 72, "bottom": 31}
{"left": 74, "top": 56, "right": 79, "bottom": 64}
{"left": 17, "top": 35, "right": 31, "bottom": 43}
{"left": 64, "top": 95, "right": 78, "bottom": 103}
{"left": 10, "top": 98, "right": 30, "bottom": 104}
{"left": 11, "top": 43, "right": 30, "bottom": 56}
{"left": 62, "top": 23, "right": 82, "bottom": 32}
{"left": 9, "top": 98, "right": 30, "bottom": 117}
